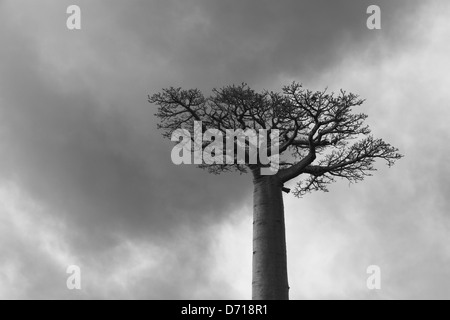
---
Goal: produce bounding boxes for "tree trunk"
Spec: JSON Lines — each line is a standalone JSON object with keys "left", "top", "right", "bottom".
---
{"left": 252, "top": 172, "right": 289, "bottom": 300}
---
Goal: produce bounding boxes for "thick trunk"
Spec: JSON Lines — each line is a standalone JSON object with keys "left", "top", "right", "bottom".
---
{"left": 252, "top": 173, "right": 289, "bottom": 300}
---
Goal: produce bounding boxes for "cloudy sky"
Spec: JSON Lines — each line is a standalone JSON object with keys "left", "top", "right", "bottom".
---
{"left": 0, "top": 0, "right": 449, "bottom": 300}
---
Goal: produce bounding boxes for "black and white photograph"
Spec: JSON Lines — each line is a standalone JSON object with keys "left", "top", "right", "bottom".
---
{"left": 0, "top": 0, "right": 449, "bottom": 304}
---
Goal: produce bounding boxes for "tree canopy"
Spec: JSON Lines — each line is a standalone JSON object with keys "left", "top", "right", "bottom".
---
{"left": 149, "top": 82, "right": 402, "bottom": 196}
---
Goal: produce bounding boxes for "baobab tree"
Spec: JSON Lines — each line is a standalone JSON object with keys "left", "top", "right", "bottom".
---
{"left": 149, "top": 82, "right": 402, "bottom": 300}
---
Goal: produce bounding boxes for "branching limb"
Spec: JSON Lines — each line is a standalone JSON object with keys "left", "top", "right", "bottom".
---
{"left": 293, "top": 136, "right": 403, "bottom": 197}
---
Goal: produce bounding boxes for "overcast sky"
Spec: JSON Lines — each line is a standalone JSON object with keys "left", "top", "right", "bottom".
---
{"left": 0, "top": 0, "right": 449, "bottom": 300}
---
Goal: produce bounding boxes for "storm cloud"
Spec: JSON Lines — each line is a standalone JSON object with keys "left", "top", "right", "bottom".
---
{"left": 0, "top": 0, "right": 449, "bottom": 299}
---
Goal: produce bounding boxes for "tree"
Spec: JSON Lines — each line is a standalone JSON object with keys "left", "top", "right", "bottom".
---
{"left": 149, "top": 82, "right": 403, "bottom": 300}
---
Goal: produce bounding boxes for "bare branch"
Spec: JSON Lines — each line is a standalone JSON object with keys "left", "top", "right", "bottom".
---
{"left": 293, "top": 136, "right": 403, "bottom": 197}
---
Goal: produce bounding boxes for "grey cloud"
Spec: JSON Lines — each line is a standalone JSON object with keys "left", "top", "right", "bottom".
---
{"left": 0, "top": 0, "right": 446, "bottom": 299}
{"left": 0, "top": 2, "right": 251, "bottom": 298}
{"left": 111, "top": 0, "right": 425, "bottom": 88}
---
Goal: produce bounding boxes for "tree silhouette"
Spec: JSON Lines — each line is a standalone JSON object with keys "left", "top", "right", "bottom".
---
{"left": 149, "top": 82, "right": 403, "bottom": 300}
